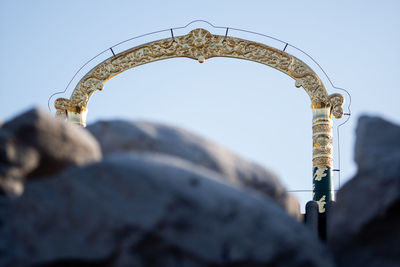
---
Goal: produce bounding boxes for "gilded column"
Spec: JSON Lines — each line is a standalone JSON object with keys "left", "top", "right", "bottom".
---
{"left": 312, "top": 106, "right": 334, "bottom": 213}
{"left": 66, "top": 106, "right": 88, "bottom": 127}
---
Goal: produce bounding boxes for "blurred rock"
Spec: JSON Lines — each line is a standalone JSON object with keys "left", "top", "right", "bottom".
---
{"left": 328, "top": 116, "right": 400, "bottom": 267}
{"left": 354, "top": 115, "right": 400, "bottom": 176}
{"left": 2, "top": 152, "right": 333, "bottom": 267}
{"left": 0, "top": 108, "right": 101, "bottom": 195}
{"left": 88, "top": 120, "right": 299, "bottom": 217}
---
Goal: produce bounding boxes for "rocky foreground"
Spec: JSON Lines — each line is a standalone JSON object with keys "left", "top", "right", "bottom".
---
{"left": 0, "top": 108, "right": 399, "bottom": 267}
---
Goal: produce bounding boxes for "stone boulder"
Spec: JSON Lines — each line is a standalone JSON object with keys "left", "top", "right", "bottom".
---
{"left": 328, "top": 116, "right": 400, "bottom": 267}
{"left": 2, "top": 152, "right": 334, "bottom": 267}
{"left": 0, "top": 108, "right": 101, "bottom": 195}
{"left": 88, "top": 120, "right": 299, "bottom": 217}
{"left": 354, "top": 115, "right": 400, "bottom": 176}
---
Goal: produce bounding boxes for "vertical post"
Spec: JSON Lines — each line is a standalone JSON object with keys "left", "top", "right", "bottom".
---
{"left": 312, "top": 106, "right": 334, "bottom": 213}
{"left": 66, "top": 106, "right": 88, "bottom": 127}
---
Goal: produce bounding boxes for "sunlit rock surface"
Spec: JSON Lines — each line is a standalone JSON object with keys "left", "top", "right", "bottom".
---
{"left": 88, "top": 120, "right": 300, "bottom": 217}
{"left": 328, "top": 116, "right": 400, "bottom": 267}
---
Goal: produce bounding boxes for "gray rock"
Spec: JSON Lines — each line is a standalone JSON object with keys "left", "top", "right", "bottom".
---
{"left": 328, "top": 116, "right": 400, "bottom": 267}
{"left": 88, "top": 120, "right": 299, "bottom": 217}
{"left": 2, "top": 152, "right": 334, "bottom": 267}
{"left": 0, "top": 108, "right": 101, "bottom": 195}
{"left": 354, "top": 115, "right": 400, "bottom": 176}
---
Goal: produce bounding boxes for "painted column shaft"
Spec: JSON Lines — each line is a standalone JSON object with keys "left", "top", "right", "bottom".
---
{"left": 312, "top": 107, "right": 334, "bottom": 213}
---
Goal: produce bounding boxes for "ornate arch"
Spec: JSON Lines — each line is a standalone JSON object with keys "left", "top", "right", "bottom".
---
{"left": 55, "top": 28, "right": 344, "bottom": 213}
{"left": 55, "top": 28, "right": 344, "bottom": 119}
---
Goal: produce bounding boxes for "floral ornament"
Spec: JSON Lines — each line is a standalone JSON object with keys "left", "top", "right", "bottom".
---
{"left": 54, "top": 98, "right": 71, "bottom": 117}
{"left": 186, "top": 28, "right": 213, "bottom": 63}
{"left": 314, "top": 166, "right": 328, "bottom": 181}
{"left": 190, "top": 28, "right": 212, "bottom": 48}
{"left": 328, "top": 93, "right": 344, "bottom": 118}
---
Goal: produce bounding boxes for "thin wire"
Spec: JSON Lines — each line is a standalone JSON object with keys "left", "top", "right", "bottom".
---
{"left": 336, "top": 109, "right": 352, "bottom": 189}
{"left": 287, "top": 190, "right": 338, "bottom": 193}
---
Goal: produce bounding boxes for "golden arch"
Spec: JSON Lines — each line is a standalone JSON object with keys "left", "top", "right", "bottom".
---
{"left": 55, "top": 28, "right": 344, "bottom": 120}
{"left": 54, "top": 28, "right": 345, "bottom": 212}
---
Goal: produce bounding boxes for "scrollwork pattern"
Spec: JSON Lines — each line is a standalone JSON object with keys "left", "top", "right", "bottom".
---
{"left": 54, "top": 98, "right": 71, "bottom": 117}
{"left": 55, "top": 28, "right": 344, "bottom": 118}
{"left": 328, "top": 93, "right": 344, "bottom": 119}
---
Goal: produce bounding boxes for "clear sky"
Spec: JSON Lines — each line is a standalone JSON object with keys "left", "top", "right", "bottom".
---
{"left": 1, "top": 0, "right": 399, "bottom": 210}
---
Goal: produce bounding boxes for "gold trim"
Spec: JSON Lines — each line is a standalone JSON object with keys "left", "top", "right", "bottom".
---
{"left": 313, "top": 157, "right": 333, "bottom": 167}
{"left": 66, "top": 106, "right": 87, "bottom": 113}
{"left": 312, "top": 121, "right": 331, "bottom": 126}
{"left": 54, "top": 28, "right": 344, "bottom": 118}
{"left": 312, "top": 124, "right": 332, "bottom": 133}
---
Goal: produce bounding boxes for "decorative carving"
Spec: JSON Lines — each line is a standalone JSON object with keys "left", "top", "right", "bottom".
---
{"left": 311, "top": 106, "right": 334, "bottom": 211}
{"left": 313, "top": 135, "right": 333, "bottom": 155}
{"left": 312, "top": 123, "right": 331, "bottom": 133}
{"left": 328, "top": 93, "right": 344, "bottom": 119}
{"left": 316, "top": 195, "right": 327, "bottom": 213}
{"left": 313, "top": 157, "right": 333, "bottom": 168}
{"left": 54, "top": 28, "right": 345, "bottom": 208}
{"left": 312, "top": 115, "right": 333, "bottom": 168}
{"left": 312, "top": 184, "right": 315, "bottom": 198}
{"left": 54, "top": 98, "right": 71, "bottom": 117}
{"left": 313, "top": 166, "right": 328, "bottom": 181}
{"left": 54, "top": 28, "right": 344, "bottom": 117}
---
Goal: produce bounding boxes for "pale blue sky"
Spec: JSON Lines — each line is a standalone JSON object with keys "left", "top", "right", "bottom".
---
{"left": 1, "top": 0, "right": 399, "bottom": 209}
